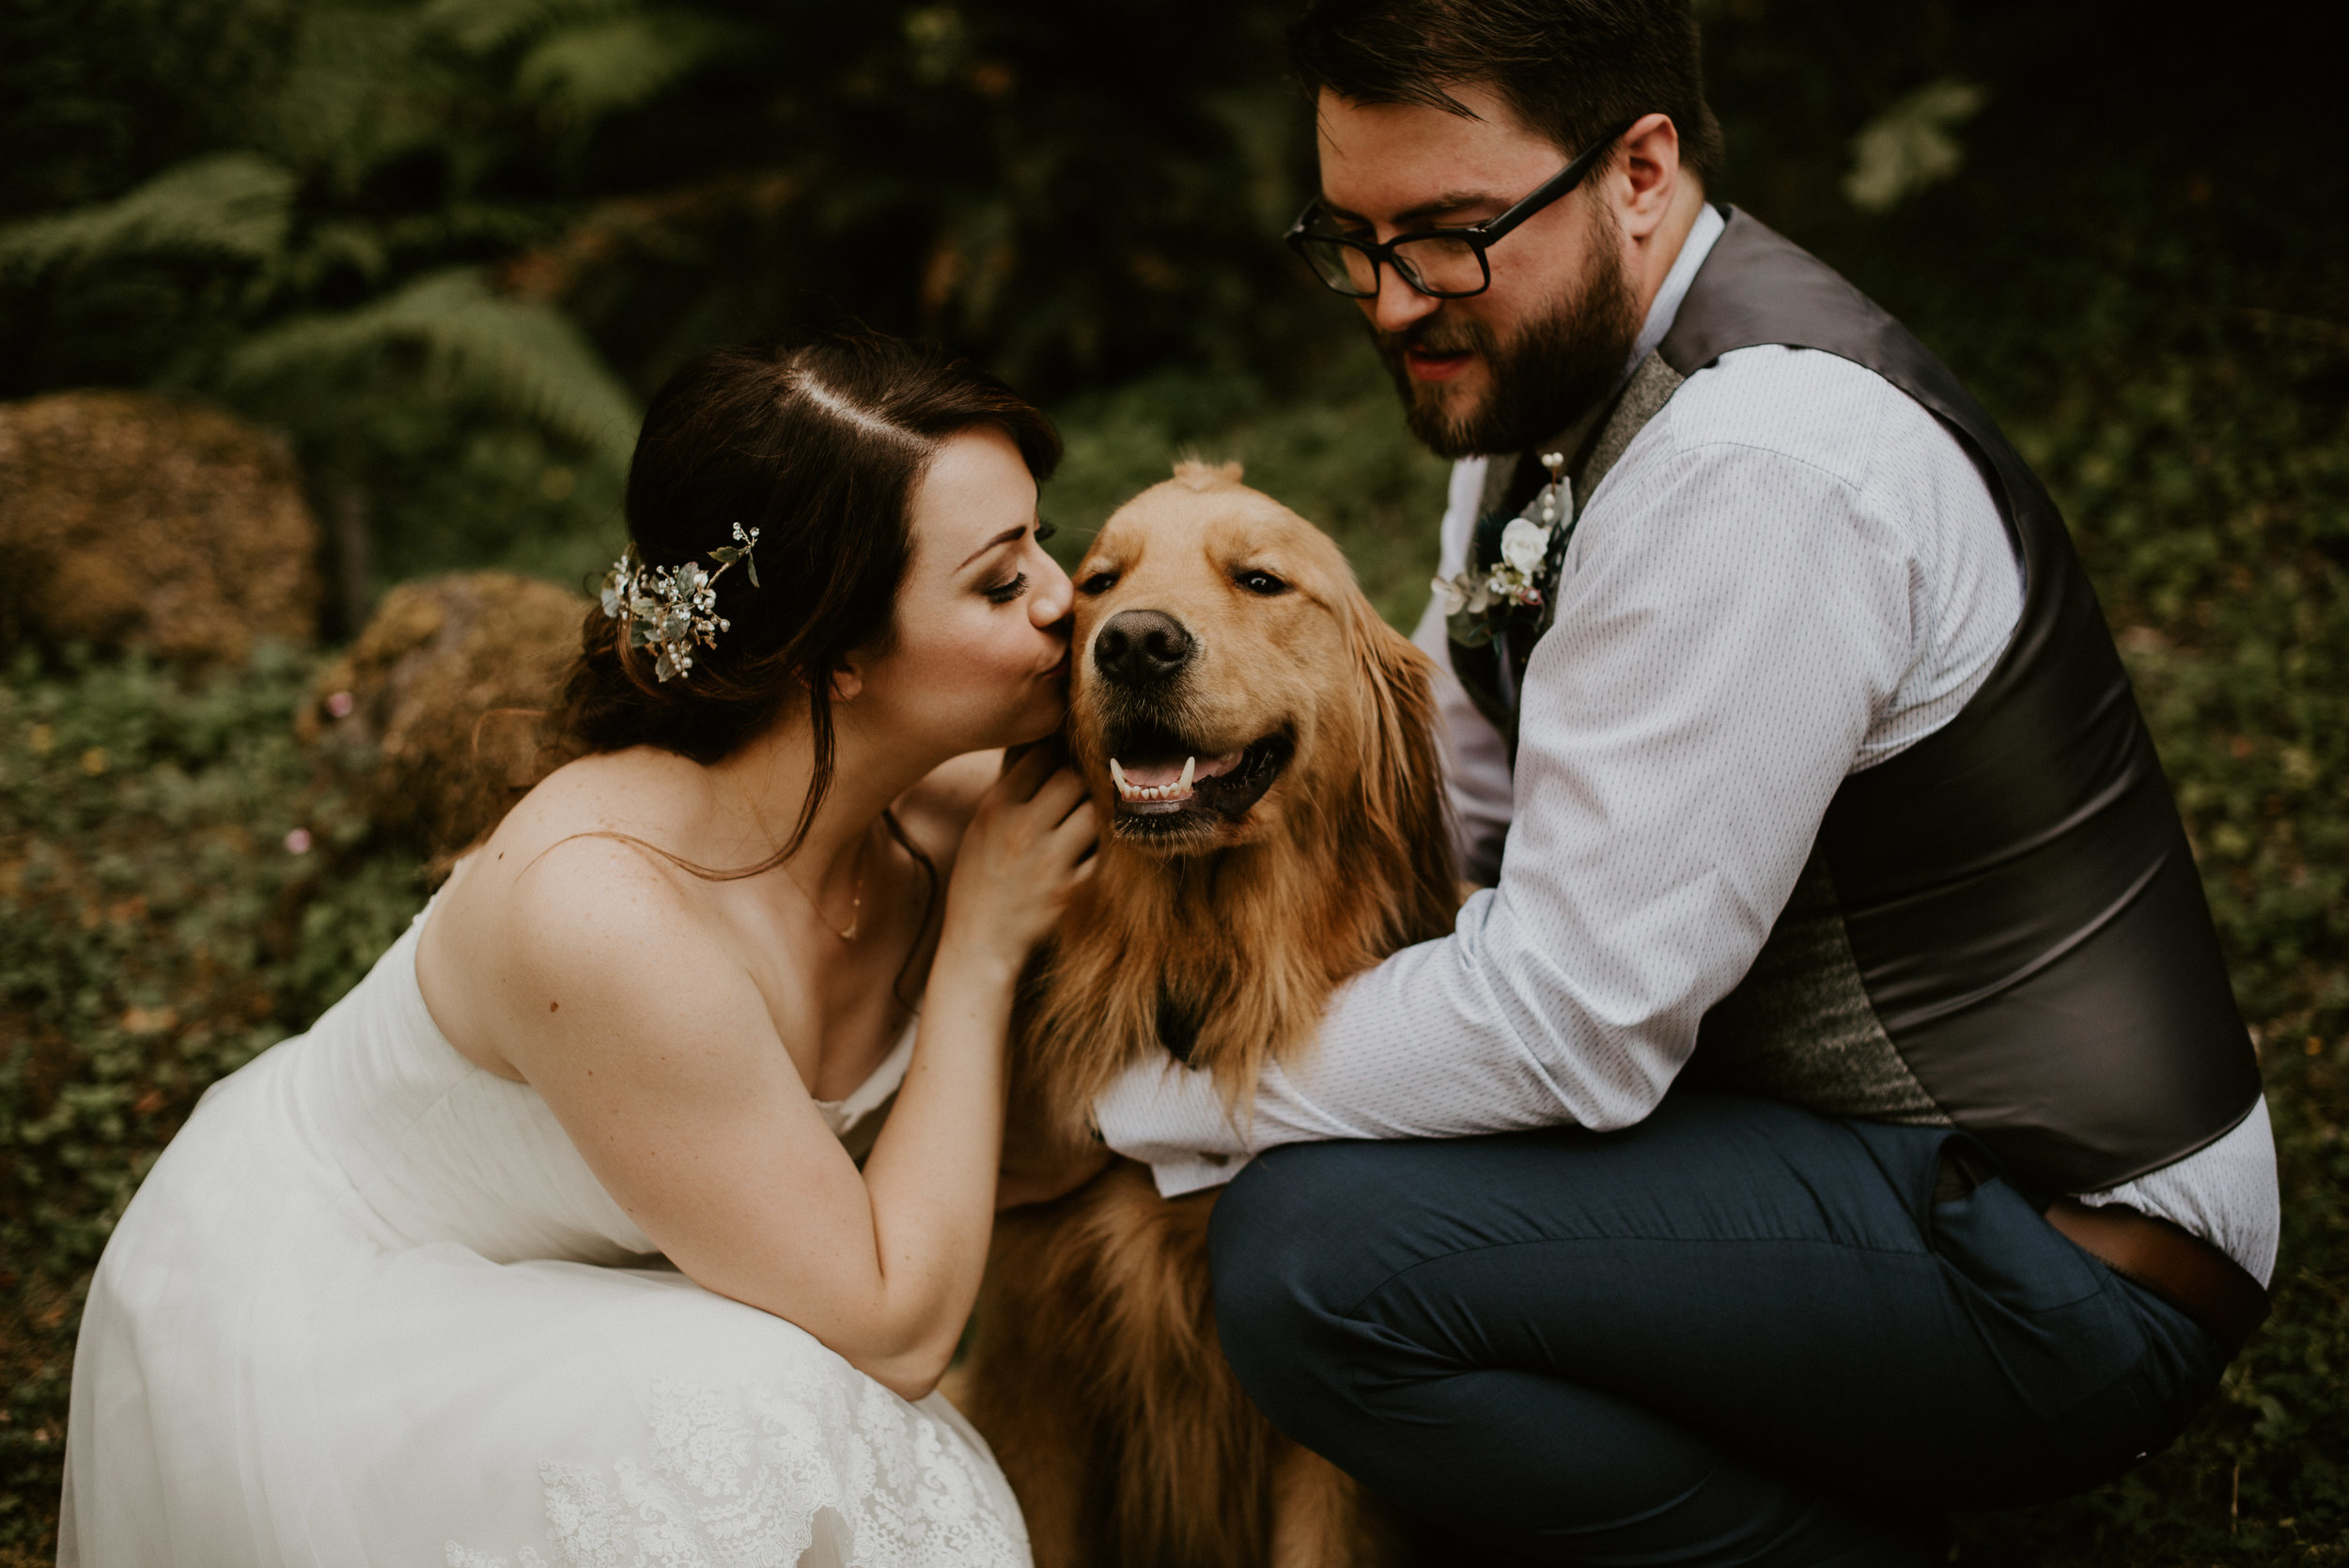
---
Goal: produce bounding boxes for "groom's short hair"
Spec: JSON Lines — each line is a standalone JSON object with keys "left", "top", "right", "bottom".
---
{"left": 1287, "top": 0, "right": 1726, "bottom": 186}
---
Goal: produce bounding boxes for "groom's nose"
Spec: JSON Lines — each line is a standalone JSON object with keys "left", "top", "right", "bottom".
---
{"left": 1363, "top": 266, "right": 1443, "bottom": 335}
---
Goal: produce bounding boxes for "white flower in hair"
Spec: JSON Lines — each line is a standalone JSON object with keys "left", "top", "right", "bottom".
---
{"left": 600, "top": 521, "right": 762, "bottom": 681}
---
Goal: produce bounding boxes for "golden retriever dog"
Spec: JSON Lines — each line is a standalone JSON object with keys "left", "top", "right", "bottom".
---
{"left": 952, "top": 460, "right": 1457, "bottom": 1567}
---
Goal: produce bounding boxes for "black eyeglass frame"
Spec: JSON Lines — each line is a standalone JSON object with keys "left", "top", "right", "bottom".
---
{"left": 1283, "top": 118, "right": 1641, "bottom": 300}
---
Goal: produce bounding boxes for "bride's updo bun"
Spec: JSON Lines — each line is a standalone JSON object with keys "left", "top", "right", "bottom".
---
{"left": 553, "top": 332, "right": 1061, "bottom": 856}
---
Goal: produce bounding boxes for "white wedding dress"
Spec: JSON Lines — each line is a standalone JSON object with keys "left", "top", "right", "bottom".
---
{"left": 60, "top": 902, "right": 1031, "bottom": 1568}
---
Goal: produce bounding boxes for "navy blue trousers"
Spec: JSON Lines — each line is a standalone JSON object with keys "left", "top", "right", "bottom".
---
{"left": 1207, "top": 1094, "right": 2231, "bottom": 1566}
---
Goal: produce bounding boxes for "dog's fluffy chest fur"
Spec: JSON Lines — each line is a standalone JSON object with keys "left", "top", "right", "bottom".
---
{"left": 1022, "top": 830, "right": 1415, "bottom": 1126}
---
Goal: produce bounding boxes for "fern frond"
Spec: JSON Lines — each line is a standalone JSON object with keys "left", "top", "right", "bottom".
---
{"left": 0, "top": 154, "right": 296, "bottom": 276}
{"left": 375, "top": 202, "right": 558, "bottom": 256}
{"left": 263, "top": 8, "right": 458, "bottom": 195}
{"left": 226, "top": 268, "right": 639, "bottom": 461}
{"left": 422, "top": 0, "right": 638, "bottom": 56}
{"left": 517, "top": 13, "right": 731, "bottom": 116}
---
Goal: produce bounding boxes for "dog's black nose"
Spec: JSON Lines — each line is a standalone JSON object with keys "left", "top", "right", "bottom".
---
{"left": 1094, "top": 609, "right": 1193, "bottom": 686}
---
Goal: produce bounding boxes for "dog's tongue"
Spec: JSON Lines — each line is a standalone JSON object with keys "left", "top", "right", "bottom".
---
{"left": 1116, "top": 751, "right": 1241, "bottom": 788}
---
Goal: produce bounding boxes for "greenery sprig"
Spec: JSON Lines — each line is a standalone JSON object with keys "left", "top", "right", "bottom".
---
{"left": 599, "top": 522, "right": 761, "bottom": 682}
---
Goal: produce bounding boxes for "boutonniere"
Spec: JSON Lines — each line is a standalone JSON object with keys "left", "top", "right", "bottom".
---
{"left": 1437, "top": 452, "right": 1569, "bottom": 648}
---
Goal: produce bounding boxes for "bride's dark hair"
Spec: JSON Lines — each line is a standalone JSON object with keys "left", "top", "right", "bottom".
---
{"left": 552, "top": 331, "right": 1062, "bottom": 872}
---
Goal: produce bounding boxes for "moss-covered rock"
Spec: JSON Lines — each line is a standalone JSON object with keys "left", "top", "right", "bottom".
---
{"left": 0, "top": 393, "right": 320, "bottom": 665}
{"left": 300, "top": 571, "right": 588, "bottom": 862}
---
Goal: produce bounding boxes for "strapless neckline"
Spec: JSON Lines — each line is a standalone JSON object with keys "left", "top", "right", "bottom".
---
{"left": 410, "top": 897, "right": 918, "bottom": 1146}
{"left": 812, "top": 1018, "right": 917, "bottom": 1140}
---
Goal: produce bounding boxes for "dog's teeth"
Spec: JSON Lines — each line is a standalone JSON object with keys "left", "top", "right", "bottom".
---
{"left": 1109, "top": 754, "right": 1200, "bottom": 805}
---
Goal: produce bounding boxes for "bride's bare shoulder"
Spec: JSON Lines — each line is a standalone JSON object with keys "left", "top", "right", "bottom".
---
{"left": 513, "top": 746, "right": 708, "bottom": 826}
{"left": 464, "top": 751, "right": 703, "bottom": 872}
{"left": 430, "top": 749, "right": 722, "bottom": 982}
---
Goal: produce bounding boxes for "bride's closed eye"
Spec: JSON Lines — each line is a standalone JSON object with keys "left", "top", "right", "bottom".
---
{"left": 981, "top": 520, "right": 1055, "bottom": 604}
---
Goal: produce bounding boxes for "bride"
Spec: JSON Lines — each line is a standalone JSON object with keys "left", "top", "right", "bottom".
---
{"left": 61, "top": 332, "right": 1098, "bottom": 1566}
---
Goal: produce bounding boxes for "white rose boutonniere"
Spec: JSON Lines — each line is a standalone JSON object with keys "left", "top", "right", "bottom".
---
{"left": 1499, "top": 516, "right": 1550, "bottom": 578}
{"left": 1438, "top": 451, "right": 1571, "bottom": 649}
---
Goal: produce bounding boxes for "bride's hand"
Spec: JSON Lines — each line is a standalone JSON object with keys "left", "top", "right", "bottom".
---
{"left": 940, "top": 743, "right": 1096, "bottom": 974}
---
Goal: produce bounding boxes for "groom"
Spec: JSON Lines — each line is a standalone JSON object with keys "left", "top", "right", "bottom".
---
{"left": 1090, "top": 0, "right": 2278, "bottom": 1560}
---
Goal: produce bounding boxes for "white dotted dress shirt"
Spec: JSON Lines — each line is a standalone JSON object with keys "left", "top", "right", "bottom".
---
{"left": 1095, "top": 209, "right": 2279, "bottom": 1285}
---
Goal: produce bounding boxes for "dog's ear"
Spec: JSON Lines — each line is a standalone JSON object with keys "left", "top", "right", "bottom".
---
{"left": 1170, "top": 457, "right": 1244, "bottom": 490}
{"left": 1346, "top": 607, "right": 1459, "bottom": 946}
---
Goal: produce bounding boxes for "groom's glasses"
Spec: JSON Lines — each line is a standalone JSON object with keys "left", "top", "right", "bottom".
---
{"left": 1284, "top": 120, "right": 1638, "bottom": 301}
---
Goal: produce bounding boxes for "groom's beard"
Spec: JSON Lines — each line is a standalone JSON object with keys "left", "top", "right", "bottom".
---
{"left": 1373, "top": 237, "right": 1641, "bottom": 460}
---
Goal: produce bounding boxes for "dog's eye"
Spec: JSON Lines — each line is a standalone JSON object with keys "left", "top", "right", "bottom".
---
{"left": 1236, "top": 570, "right": 1288, "bottom": 597}
{"left": 1080, "top": 571, "right": 1119, "bottom": 596}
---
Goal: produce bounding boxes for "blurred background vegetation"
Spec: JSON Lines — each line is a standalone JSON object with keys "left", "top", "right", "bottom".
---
{"left": 1, "top": 0, "right": 2342, "bottom": 1560}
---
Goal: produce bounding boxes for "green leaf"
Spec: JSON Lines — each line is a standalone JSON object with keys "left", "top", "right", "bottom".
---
{"left": 1843, "top": 80, "right": 1989, "bottom": 215}
{"left": 0, "top": 154, "right": 297, "bottom": 279}
{"left": 515, "top": 13, "right": 733, "bottom": 116}
{"left": 225, "top": 268, "right": 640, "bottom": 464}
{"left": 422, "top": 0, "right": 637, "bottom": 56}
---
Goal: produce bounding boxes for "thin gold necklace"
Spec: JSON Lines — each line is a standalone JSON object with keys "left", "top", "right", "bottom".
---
{"left": 785, "top": 829, "right": 869, "bottom": 942}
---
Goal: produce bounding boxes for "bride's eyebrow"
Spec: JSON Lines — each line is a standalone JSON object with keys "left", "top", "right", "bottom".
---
{"left": 957, "top": 524, "right": 1028, "bottom": 571}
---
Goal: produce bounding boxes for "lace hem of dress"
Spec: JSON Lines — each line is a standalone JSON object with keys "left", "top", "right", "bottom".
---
{"left": 445, "top": 1377, "right": 1026, "bottom": 1568}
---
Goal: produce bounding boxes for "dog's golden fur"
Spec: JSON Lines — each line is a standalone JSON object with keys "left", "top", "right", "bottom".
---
{"left": 953, "top": 461, "right": 1457, "bottom": 1567}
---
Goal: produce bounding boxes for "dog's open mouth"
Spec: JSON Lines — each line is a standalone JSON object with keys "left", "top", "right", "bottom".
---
{"left": 1104, "top": 721, "right": 1292, "bottom": 834}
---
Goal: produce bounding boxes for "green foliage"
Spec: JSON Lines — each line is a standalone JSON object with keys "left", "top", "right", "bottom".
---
{"left": 0, "top": 0, "right": 663, "bottom": 610}
{"left": 228, "top": 268, "right": 639, "bottom": 463}
{"left": 1045, "top": 343, "right": 1450, "bottom": 629}
{"left": 1940, "top": 336, "right": 2349, "bottom": 1568}
{"left": 506, "top": 10, "right": 739, "bottom": 116}
{"left": 0, "top": 152, "right": 299, "bottom": 278}
{"left": 0, "top": 0, "right": 1334, "bottom": 609}
{"left": 0, "top": 647, "right": 427, "bottom": 1547}
{"left": 2034, "top": 344, "right": 2349, "bottom": 1032}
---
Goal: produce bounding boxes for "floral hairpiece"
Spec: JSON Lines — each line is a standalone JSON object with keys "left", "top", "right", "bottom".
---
{"left": 600, "top": 521, "right": 762, "bottom": 682}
